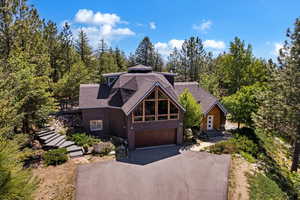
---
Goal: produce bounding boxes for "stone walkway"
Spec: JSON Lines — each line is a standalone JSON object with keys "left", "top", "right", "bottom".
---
{"left": 36, "top": 128, "right": 84, "bottom": 158}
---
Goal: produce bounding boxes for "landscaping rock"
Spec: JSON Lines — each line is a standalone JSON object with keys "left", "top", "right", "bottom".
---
{"left": 93, "top": 142, "right": 115, "bottom": 155}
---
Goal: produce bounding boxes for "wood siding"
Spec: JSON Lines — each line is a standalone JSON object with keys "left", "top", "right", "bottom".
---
{"left": 81, "top": 108, "right": 110, "bottom": 135}
{"left": 135, "top": 128, "right": 176, "bottom": 147}
{"left": 200, "top": 105, "right": 226, "bottom": 131}
{"left": 81, "top": 108, "right": 127, "bottom": 137}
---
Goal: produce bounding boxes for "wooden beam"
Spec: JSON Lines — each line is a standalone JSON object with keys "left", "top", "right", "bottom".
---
{"left": 142, "top": 101, "right": 145, "bottom": 122}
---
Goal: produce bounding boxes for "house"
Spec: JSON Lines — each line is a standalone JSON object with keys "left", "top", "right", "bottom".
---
{"left": 174, "top": 82, "right": 227, "bottom": 131}
{"left": 79, "top": 65, "right": 227, "bottom": 149}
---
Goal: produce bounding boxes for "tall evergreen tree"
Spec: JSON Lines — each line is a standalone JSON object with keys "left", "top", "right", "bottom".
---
{"left": 167, "top": 48, "right": 181, "bottom": 74}
{"left": 152, "top": 51, "right": 164, "bottom": 72}
{"left": 43, "top": 21, "right": 61, "bottom": 82}
{"left": 114, "top": 47, "right": 128, "bottom": 71}
{"left": 75, "top": 29, "right": 93, "bottom": 68}
{"left": 128, "top": 53, "right": 136, "bottom": 66}
{"left": 135, "top": 36, "right": 155, "bottom": 67}
{"left": 254, "top": 18, "right": 300, "bottom": 172}
{"left": 58, "top": 22, "right": 75, "bottom": 74}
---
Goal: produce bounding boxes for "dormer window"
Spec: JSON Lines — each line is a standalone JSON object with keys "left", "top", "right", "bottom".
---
{"left": 107, "top": 76, "right": 117, "bottom": 87}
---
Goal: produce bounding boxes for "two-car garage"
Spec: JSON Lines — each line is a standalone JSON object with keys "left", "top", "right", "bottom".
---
{"left": 135, "top": 128, "right": 177, "bottom": 148}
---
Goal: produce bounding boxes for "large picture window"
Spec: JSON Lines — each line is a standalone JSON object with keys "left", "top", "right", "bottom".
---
{"left": 90, "top": 120, "right": 103, "bottom": 131}
{"left": 132, "top": 87, "right": 179, "bottom": 122}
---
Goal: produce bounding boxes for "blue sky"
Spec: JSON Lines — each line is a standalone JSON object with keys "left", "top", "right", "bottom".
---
{"left": 30, "top": 0, "right": 300, "bottom": 60}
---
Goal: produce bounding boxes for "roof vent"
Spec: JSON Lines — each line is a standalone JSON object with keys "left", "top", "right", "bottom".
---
{"left": 128, "top": 64, "right": 152, "bottom": 73}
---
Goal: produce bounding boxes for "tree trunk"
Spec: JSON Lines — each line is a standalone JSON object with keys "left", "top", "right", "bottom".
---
{"left": 237, "top": 122, "right": 240, "bottom": 129}
{"left": 22, "top": 117, "right": 30, "bottom": 134}
{"left": 290, "top": 139, "right": 300, "bottom": 172}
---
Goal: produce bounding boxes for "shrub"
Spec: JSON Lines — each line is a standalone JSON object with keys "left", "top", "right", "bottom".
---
{"left": 248, "top": 173, "right": 287, "bottom": 200}
{"left": 68, "top": 133, "right": 100, "bottom": 147}
{"left": 43, "top": 148, "right": 68, "bottom": 166}
{"left": 207, "top": 130, "right": 259, "bottom": 159}
{"left": 235, "top": 135, "right": 259, "bottom": 156}
{"left": 93, "top": 142, "right": 115, "bottom": 156}
{"left": 208, "top": 139, "right": 237, "bottom": 154}
{"left": 240, "top": 151, "right": 256, "bottom": 163}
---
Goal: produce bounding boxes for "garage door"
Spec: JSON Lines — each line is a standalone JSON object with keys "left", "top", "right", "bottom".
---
{"left": 135, "top": 128, "right": 177, "bottom": 148}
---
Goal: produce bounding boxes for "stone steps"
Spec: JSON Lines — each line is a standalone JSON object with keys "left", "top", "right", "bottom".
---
{"left": 45, "top": 135, "right": 66, "bottom": 147}
{"left": 59, "top": 140, "right": 75, "bottom": 148}
{"left": 37, "top": 130, "right": 55, "bottom": 137}
{"left": 40, "top": 132, "right": 57, "bottom": 141}
{"left": 35, "top": 128, "right": 84, "bottom": 158}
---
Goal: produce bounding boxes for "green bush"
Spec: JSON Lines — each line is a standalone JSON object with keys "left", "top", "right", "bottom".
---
{"left": 207, "top": 131, "right": 259, "bottom": 160}
{"left": 43, "top": 148, "right": 68, "bottom": 166}
{"left": 248, "top": 173, "right": 287, "bottom": 200}
{"left": 68, "top": 133, "right": 100, "bottom": 147}
{"left": 240, "top": 151, "right": 256, "bottom": 163}
{"left": 208, "top": 139, "right": 237, "bottom": 154}
{"left": 235, "top": 135, "right": 259, "bottom": 156}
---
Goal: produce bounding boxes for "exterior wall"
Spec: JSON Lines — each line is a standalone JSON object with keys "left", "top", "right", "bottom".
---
{"left": 81, "top": 108, "right": 110, "bottom": 135}
{"left": 127, "top": 111, "right": 184, "bottom": 150}
{"left": 108, "top": 108, "right": 127, "bottom": 137}
{"left": 81, "top": 107, "right": 128, "bottom": 138}
{"left": 200, "top": 105, "right": 226, "bottom": 131}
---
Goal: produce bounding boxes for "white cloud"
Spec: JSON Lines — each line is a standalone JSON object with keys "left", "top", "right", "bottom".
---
{"left": 75, "top": 9, "right": 120, "bottom": 26}
{"left": 154, "top": 39, "right": 184, "bottom": 57}
{"left": 155, "top": 39, "right": 226, "bottom": 59}
{"left": 73, "top": 26, "right": 134, "bottom": 49}
{"left": 203, "top": 40, "right": 225, "bottom": 49}
{"left": 193, "top": 20, "right": 212, "bottom": 33}
{"left": 273, "top": 42, "right": 283, "bottom": 56}
{"left": 70, "top": 9, "right": 135, "bottom": 48}
{"left": 149, "top": 22, "right": 156, "bottom": 30}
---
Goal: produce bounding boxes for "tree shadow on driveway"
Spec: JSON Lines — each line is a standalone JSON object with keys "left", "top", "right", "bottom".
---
{"left": 117, "top": 145, "right": 182, "bottom": 165}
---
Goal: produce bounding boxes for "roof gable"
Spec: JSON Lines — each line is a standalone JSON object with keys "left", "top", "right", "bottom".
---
{"left": 123, "top": 81, "right": 185, "bottom": 115}
{"left": 174, "top": 82, "right": 227, "bottom": 115}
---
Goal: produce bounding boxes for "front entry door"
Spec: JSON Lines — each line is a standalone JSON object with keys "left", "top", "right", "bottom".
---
{"left": 207, "top": 115, "right": 214, "bottom": 130}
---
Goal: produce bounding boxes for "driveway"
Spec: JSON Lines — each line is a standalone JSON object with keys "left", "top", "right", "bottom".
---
{"left": 76, "top": 146, "right": 231, "bottom": 200}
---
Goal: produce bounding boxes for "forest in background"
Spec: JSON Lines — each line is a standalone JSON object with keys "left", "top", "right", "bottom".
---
{"left": 0, "top": 0, "right": 299, "bottom": 199}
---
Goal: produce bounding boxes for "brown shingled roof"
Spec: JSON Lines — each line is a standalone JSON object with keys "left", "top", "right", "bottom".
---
{"left": 79, "top": 71, "right": 185, "bottom": 115}
{"left": 79, "top": 65, "right": 226, "bottom": 116}
{"left": 174, "top": 82, "right": 227, "bottom": 115}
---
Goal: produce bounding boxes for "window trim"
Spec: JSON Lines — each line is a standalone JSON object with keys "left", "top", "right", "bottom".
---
{"left": 132, "top": 87, "right": 179, "bottom": 123}
{"left": 90, "top": 120, "right": 103, "bottom": 131}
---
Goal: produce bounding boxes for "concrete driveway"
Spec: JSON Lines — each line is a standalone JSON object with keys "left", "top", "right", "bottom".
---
{"left": 76, "top": 146, "right": 231, "bottom": 200}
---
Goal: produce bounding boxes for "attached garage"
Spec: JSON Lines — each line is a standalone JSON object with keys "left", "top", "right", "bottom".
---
{"left": 135, "top": 128, "right": 177, "bottom": 148}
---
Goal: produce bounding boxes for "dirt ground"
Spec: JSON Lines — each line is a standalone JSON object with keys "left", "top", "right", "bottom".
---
{"left": 32, "top": 155, "right": 114, "bottom": 200}
{"left": 228, "top": 156, "right": 254, "bottom": 200}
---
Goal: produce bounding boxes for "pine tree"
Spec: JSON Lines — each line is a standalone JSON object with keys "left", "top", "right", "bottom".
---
{"left": 167, "top": 37, "right": 207, "bottom": 81}
{"left": 135, "top": 36, "right": 155, "bottom": 67}
{"left": 167, "top": 48, "right": 181, "bottom": 74}
{"left": 75, "top": 29, "right": 93, "bottom": 68}
{"left": 128, "top": 53, "right": 136, "bottom": 66}
{"left": 254, "top": 18, "right": 300, "bottom": 172}
{"left": 43, "top": 21, "right": 60, "bottom": 82}
{"left": 54, "top": 61, "right": 90, "bottom": 104}
{"left": 114, "top": 47, "right": 128, "bottom": 71}
{"left": 152, "top": 51, "right": 164, "bottom": 72}
{"left": 58, "top": 22, "right": 75, "bottom": 75}
{"left": 0, "top": 135, "right": 37, "bottom": 200}
{"left": 98, "top": 39, "right": 108, "bottom": 55}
